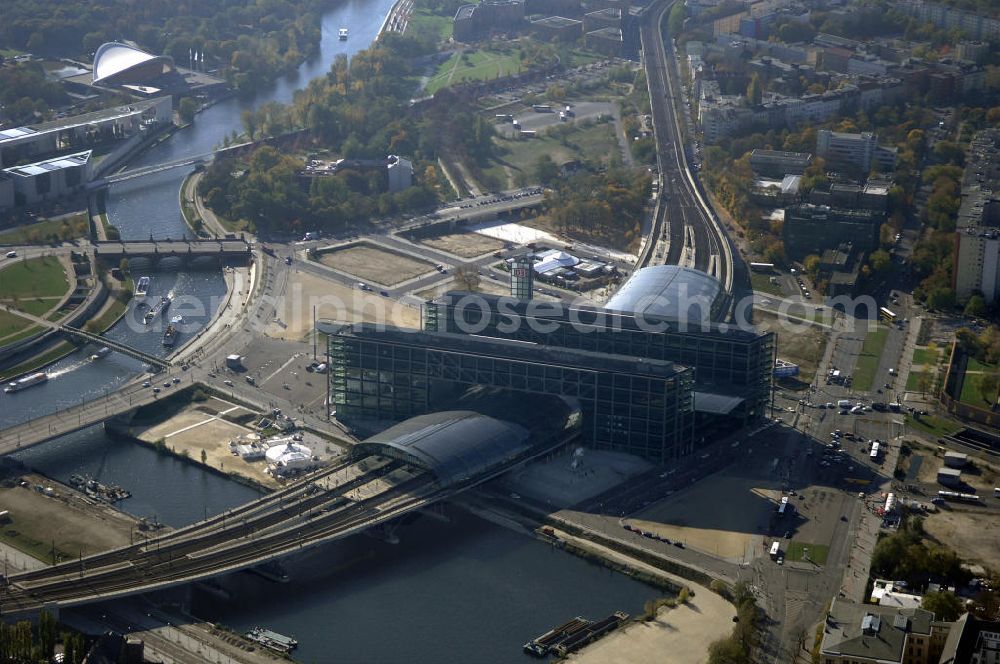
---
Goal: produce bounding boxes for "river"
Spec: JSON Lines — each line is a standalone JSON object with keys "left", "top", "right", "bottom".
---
{"left": 5, "top": 2, "right": 660, "bottom": 660}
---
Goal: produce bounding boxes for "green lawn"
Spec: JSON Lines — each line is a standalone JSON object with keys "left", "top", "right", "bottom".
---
{"left": 785, "top": 542, "right": 829, "bottom": 566}
{"left": 8, "top": 298, "right": 61, "bottom": 317}
{"left": 0, "top": 213, "right": 89, "bottom": 244}
{"left": 906, "top": 414, "right": 961, "bottom": 439}
{"left": 560, "top": 48, "right": 605, "bottom": 69}
{"left": 906, "top": 370, "right": 930, "bottom": 391}
{"left": 750, "top": 273, "right": 783, "bottom": 296}
{"left": 0, "top": 309, "right": 35, "bottom": 343}
{"left": 481, "top": 120, "right": 618, "bottom": 189}
{"left": 967, "top": 357, "right": 993, "bottom": 372}
{"left": 407, "top": 7, "right": 454, "bottom": 42}
{"left": 426, "top": 47, "right": 527, "bottom": 95}
{"left": 911, "top": 347, "right": 939, "bottom": 366}
{"left": 852, "top": 325, "right": 889, "bottom": 391}
{"left": 960, "top": 364, "right": 999, "bottom": 407}
{"left": 0, "top": 255, "right": 70, "bottom": 300}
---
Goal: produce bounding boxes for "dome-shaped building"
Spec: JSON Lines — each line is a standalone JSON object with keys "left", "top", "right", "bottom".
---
{"left": 92, "top": 42, "right": 174, "bottom": 86}
{"left": 604, "top": 265, "right": 727, "bottom": 324}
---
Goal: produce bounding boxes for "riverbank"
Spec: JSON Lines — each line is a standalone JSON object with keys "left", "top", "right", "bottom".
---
{"left": 457, "top": 496, "right": 736, "bottom": 662}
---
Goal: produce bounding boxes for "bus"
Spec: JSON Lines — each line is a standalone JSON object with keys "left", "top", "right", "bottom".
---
{"left": 749, "top": 262, "right": 775, "bottom": 272}
{"left": 870, "top": 442, "right": 880, "bottom": 459}
{"left": 777, "top": 496, "right": 789, "bottom": 516}
{"left": 532, "top": 104, "right": 552, "bottom": 112}
{"left": 879, "top": 307, "right": 897, "bottom": 323}
{"left": 769, "top": 541, "right": 780, "bottom": 560}
{"left": 937, "top": 490, "right": 982, "bottom": 504}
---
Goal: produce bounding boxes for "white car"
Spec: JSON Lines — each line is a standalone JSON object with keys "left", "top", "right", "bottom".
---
{"left": 5, "top": 250, "right": 16, "bottom": 258}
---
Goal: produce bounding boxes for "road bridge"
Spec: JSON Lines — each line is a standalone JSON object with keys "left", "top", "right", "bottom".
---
{"left": 93, "top": 239, "right": 252, "bottom": 265}
{"left": 0, "top": 375, "right": 165, "bottom": 455}
{"left": 0, "top": 412, "right": 579, "bottom": 615}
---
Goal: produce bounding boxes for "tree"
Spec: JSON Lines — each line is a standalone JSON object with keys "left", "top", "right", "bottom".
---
{"left": 119, "top": 257, "right": 130, "bottom": 275}
{"left": 869, "top": 249, "right": 892, "bottom": 275}
{"left": 535, "top": 154, "right": 559, "bottom": 186}
{"left": 964, "top": 294, "right": 986, "bottom": 319}
{"left": 922, "top": 591, "right": 964, "bottom": 621}
{"left": 926, "top": 287, "right": 956, "bottom": 311}
{"left": 746, "top": 73, "right": 763, "bottom": 106}
{"left": 453, "top": 264, "right": 480, "bottom": 292}
{"left": 803, "top": 254, "right": 821, "bottom": 277}
{"left": 980, "top": 373, "right": 999, "bottom": 406}
{"left": 178, "top": 97, "right": 198, "bottom": 124}
{"left": 667, "top": 2, "right": 686, "bottom": 36}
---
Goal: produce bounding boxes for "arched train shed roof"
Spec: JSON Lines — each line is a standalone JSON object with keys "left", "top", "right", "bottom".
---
{"left": 353, "top": 411, "right": 531, "bottom": 487}
{"left": 93, "top": 43, "right": 174, "bottom": 85}
{"left": 604, "top": 265, "right": 725, "bottom": 323}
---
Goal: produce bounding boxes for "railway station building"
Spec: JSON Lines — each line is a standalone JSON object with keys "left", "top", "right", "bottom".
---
{"left": 323, "top": 266, "right": 773, "bottom": 464}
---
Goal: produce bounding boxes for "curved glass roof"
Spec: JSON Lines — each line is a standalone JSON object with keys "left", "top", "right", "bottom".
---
{"left": 93, "top": 43, "right": 173, "bottom": 84}
{"left": 604, "top": 265, "right": 724, "bottom": 324}
{"left": 354, "top": 411, "right": 531, "bottom": 487}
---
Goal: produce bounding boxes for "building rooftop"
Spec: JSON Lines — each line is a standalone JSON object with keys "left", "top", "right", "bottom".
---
{"left": 324, "top": 322, "right": 689, "bottom": 380}
{"left": 93, "top": 42, "right": 173, "bottom": 85}
{"left": 5, "top": 150, "right": 92, "bottom": 177}
{"left": 430, "top": 291, "right": 763, "bottom": 340}
{"left": 586, "top": 27, "right": 624, "bottom": 41}
{"left": 821, "top": 597, "right": 933, "bottom": 663}
{"left": 0, "top": 98, "right": 170, "bottom": 146}
{"left": 531, "top": 16, "right": 582, "bottom": 27}
{"left": 604, "top": 265, "right": 725, "bottom": 324}
{"left": 353, "top": 411, "right": 531, "bottom": 487}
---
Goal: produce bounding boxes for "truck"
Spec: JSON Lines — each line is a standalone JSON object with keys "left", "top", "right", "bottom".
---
{"left": 769, "top": 541, "right": 780, "bottom": 560}
{"left": 225, "top": 354, "right": 243, "bottom": 370}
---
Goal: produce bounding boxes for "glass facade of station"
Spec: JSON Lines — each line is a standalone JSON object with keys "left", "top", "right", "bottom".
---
{"left": 423, "top": 293, "right": 774, "bottom": 422}
{"left": 327, "top": 325, "right": 696, "bottom": 463}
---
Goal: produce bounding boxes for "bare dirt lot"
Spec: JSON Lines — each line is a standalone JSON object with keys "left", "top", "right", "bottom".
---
{"left": 630, "top": 474, "right": 780, "bottom": 560}
{"left": 266, "top": 269, "right": 421, "bottom": 341}
{"left": 318, "top": 242, "right": 434, "bottom": 286}
{"left": 135, "top": 402, "right": 280, "bottom": 489}
{"left": 416, "top": 276, "right": 511, "bottom": 300}
{"left": 755, "top": 310, "right": 828, "bottom": 382}
{"left": 416, "top": 231, "right": 504, "bottom": 259}
{"left": 0, "top": 475, "right": 134, "bottom": 562}
{"left": 924, "top": 508, "right": 1000, "bottom": 570}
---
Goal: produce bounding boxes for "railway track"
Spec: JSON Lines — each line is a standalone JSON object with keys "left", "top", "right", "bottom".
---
{"left": 638, "top": 0, "right": 746, "bottom": 315}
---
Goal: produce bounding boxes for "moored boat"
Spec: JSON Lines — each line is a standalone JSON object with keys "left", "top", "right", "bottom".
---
{"left": 162, "top": 324, "right": 178, "bottom": 347}
{"left": 90, "top": 346, "right": 111, "bottom": 360}
{"left": 245, "top": 626, "right": 297, "bottom": 653}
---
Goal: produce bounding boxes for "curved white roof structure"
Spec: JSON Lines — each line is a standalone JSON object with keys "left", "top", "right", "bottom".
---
{"left": 93, "top": 42, "right": 173, "bottom": 85}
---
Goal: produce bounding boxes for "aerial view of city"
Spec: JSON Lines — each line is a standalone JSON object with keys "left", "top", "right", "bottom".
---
{"left": 0, "top": 0, "right": 997, "bottom": 661}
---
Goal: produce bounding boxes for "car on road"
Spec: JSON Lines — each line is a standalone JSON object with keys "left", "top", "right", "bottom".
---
{"left": 223, "top": 379, "right": 234, "bottom": 386}
{"left": 4, "top": 251, "right": 16, "bottom": 258}
{"left": 379, "top": 290, "right": 389, "bottom": 297}
{"left": 142, "top": 381, "right": 151, "bottom": 388}
{"left": 152, "top": 387, "right": 161, "bottom": 393}
{"left": 172, "top": 377, "right": 180, "bottom": 384}
{"left": 776, "top": 556, "right": 784, "bottom": 565}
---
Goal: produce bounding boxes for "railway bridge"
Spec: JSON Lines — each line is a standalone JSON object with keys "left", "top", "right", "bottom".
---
{"left": 93, "top": 239, "right": 252, "bottom": 266}
{"left": 0, "top": 410, "right": 579, "bottom": 616}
